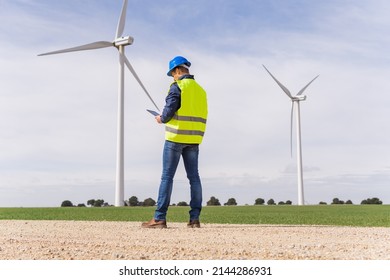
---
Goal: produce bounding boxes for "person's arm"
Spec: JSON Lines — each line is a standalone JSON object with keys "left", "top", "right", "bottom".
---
{"left": 156, "top": 83, "right": 181, "bottom": 124}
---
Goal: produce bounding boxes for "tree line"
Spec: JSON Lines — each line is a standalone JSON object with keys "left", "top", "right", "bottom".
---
{"left": 61, "top": 196, "right": 383, "bottom": 207}
{"left": 60, "top": 197, "right": 157, "bottom": 207}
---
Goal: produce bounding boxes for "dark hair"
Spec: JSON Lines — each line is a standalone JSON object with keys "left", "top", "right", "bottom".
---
{"left": 176, "top": 66, "right": 189, "bottom": 73}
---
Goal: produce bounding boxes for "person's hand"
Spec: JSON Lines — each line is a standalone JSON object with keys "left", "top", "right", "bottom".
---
{"left": 155, "top": 115, "right": 162, "bottom": 124}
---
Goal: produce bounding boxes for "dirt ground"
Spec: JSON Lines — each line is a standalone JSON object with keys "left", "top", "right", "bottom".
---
{"left": 0, "top": 220, "right": 389, "bottom": 260}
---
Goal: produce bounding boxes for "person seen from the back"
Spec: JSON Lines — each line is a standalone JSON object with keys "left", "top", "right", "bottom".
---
{"left": 142, "top": 56, "right": 208, "bottom": 229}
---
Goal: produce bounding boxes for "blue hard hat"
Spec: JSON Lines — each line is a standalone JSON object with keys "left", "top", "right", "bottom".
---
{"left": 167, "top": 56, "right": 191, "bottom": 76}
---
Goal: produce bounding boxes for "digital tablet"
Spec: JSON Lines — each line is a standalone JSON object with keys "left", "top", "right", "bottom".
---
{"left": 146, "top": 109, "right": 160, "bottom": 116}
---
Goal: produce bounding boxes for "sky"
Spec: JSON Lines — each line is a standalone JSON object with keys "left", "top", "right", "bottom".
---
{"left": 0, "top": 0, "right": 389, "bottom": 207}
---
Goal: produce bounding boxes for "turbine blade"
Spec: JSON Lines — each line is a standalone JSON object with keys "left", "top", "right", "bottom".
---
{"left": 116, "top": 0, "right": 128, "bottom": 38}
{"left": 38, "top": 41, "right": 113, "bottom": 56}
{"left": 122, "top": 54, "right": 160, "bottom": 111}
{"left": 262, "top": 65, "right": 293, "bottom": 99}
{"left": 290, "top": 101, "right": 294, "bottom": 158}
{"left": 296, "top": 75, "right": 319, "bottom": 96}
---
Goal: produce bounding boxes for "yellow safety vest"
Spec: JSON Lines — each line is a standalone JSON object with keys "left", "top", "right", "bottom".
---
{"left": 165, "top": 78, "right": 208, "bottom": 144}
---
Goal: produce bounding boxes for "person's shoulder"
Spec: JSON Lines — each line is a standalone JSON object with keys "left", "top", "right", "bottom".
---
{"left": 169, "top": 81, "right": 179, "bottom": 89}
{"left": 169, "top": 82, "right": 181, "bottom": 95}
{"left": 181, "top": 74, "right": 194, "bottom": 80}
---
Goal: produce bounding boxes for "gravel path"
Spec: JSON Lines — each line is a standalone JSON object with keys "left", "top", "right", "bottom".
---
{"left": 0, "top": 220, "right": 389, "bottom": 260}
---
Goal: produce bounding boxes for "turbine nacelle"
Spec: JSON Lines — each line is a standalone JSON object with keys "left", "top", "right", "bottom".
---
{"left": 114, "top": 36, "right": 134, "bottom": 47}
{"left": 292, "top": 95, "right": 306, "bottom": 102}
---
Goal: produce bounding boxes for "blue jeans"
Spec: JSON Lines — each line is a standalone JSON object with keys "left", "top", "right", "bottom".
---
{"left": 154, "top": 140, "right": 203, "bottom": 221}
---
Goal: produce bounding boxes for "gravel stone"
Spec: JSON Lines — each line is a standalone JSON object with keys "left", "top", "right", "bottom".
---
{"left": 0, "top": 220, "right": 389, "bottom": 260}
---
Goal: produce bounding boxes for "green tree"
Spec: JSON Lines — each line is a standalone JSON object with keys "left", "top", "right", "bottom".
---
{"left": 331, "top": 198, "right": 339, "bottom": 204}
{"left": 372, "top": 197, "right": 382, "bottom": 204}
{"left": 93, "top": 199, "right": 105, "bottom": 207}
{"left": 267, "top": 199, "right": 275, "bottom": 205}
{"left": 224, "top": 198, "right": 237, "bottom": 206}
{"left": 331, "top": 198, "right": 344, "bottom": 204}
{"left": 61, "top": 200, "right": 73, "bottom": 207}
{"left": 143, "top": 198, "right": 156, "bottom": 207}
{"left": 177, "top": 201, "right": 189, "bottom": 206}
{"left": 370, "top": 197, "right": 382, "bottom": 204}
{"left": 207, "top": 196, "right": 221, "bottom": 206}
{"left": 254, "top": 198, "right": 265, "bottom": 205}
{"left": 361, "top": 197, "right": 382, "bottom": 205}
{"left": 87, "top": 199, "right": 96, "bottom": 207}
{"left": 128, "top": 196, "right": 139, "bottom": 206}
{"left": 87, "top": 199, "right": 105, "bottom": 207}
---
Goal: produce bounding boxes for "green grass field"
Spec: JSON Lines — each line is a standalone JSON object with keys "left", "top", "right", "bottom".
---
{"left": 1, "top": 205, "right": 389, "bottom": 227}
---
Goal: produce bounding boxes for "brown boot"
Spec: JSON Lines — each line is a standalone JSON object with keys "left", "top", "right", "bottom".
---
{"left": 187, "top": 220, "right": 201, "bottom": 228}
{"left": 141, "top": 219, "right": 167, "bottom": 229}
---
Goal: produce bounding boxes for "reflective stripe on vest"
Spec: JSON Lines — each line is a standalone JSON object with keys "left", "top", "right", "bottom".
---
{"left": 166, "top": 126, "right": 205, "bottom": 136}
{"left": 172, "top": 115, "right": 207, "bottom": 124}
{"left": 165, "top": 78, "right": 208, "bottom": 144}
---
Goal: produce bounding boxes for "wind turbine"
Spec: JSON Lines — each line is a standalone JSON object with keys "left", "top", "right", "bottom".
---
{"left": 38, "top": 0, "right": 160, "bottom": 206}
{"left": 263, "top": 65, "right": 319, "bottom": 205}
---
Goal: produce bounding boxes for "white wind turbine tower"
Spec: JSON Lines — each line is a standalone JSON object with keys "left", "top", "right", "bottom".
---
{"left": 263, "top": 65, "right": 319, "bottom": 205}
{"left": 38, "top": 0, "right": 160, "bottom": 206}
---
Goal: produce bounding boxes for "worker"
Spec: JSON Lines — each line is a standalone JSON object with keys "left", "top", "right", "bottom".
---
{"left": 142, "top": 56, "right": 208, "bottom": 229}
